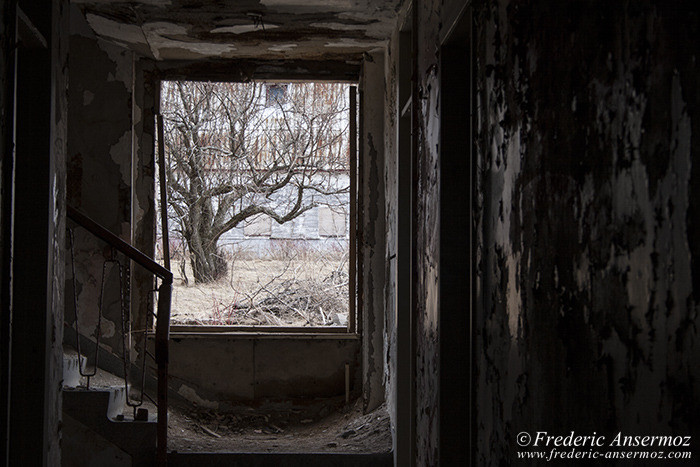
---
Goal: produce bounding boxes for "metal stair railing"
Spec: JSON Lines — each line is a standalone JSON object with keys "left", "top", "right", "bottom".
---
{"left": 66, "top": 205, "right": 172, "bottom": 467}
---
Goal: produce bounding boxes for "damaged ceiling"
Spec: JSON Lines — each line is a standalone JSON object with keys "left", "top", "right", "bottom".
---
{"left": 73, "top": 0, "right": 402, "bottom": 60}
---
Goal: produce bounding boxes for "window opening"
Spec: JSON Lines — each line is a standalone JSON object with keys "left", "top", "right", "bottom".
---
{"left": 156, "top": 80, "right": 355, "bottom": 330}
{"left": 265, "top": 83, "right": 288, "bottom": 106}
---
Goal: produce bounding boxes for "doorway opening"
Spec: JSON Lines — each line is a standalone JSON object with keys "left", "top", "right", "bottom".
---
{"left": 439, "top": 5, "right": 474, "bottom": 465}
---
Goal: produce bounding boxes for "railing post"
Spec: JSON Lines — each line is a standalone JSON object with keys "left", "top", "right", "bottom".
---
{"left": 155, "top": 279, "right": 172, "bottom": 466}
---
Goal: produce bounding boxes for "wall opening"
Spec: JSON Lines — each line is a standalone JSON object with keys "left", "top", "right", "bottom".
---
{"left": 439, "top": 5, "right": 474, "bottom": 465}
{"left": 155, "top": 80, "right": 359, "bottom": 332}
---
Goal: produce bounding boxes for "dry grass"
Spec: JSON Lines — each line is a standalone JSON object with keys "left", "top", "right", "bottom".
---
{"left": 169, "top": 245, "right": 349, "bottom": 327}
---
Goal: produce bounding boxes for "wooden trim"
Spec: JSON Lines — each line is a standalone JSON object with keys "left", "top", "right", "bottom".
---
{"left": 148, "top": 59, "right": 361, "bottom": 83}
{"left": 349, "top": 85, "right": 358, "bottom": 333}
{"left": 162, "top": 331, "right": 360, "bottom": 340}
{"left": 357, "top": 82, "right": 365, "bottom": 337}
{"left": 170, "top": 325, "right": 350, "bottom": 334}
{"left": 156, "top": 114, "right": 170, "bottom": 271}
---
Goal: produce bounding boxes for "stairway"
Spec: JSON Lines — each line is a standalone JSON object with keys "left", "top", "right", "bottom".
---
{"left": 62, "top": 349, "right": 392, "bottom": 467}
{"left": 62, "top": 349, "right": 157, "bottom": 467}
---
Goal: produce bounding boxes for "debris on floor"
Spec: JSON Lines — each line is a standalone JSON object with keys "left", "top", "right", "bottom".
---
{"left": 167, "top": 398, "right": 391, "bottom": 454}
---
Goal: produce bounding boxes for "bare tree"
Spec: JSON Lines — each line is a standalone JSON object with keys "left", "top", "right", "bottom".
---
{"left": 160, "top": 81, "right": 349, "bottom": 283}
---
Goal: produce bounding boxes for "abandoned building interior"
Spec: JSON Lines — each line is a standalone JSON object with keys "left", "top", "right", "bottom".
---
{"left": 1, "top": 0, "right": 699, "bottom": 465}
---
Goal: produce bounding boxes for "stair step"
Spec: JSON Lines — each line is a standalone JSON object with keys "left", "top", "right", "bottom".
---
{"left": 63, "top": 348, "right": 86, "bottom": 388}
{"left": 167, "top": 452, "right": 393, "bottom": 467}
{"left": 64, "top": 386, "right": 126, "bottom": 420}
{"left": 63, "top": 388, "right": 156, "bottom": 465}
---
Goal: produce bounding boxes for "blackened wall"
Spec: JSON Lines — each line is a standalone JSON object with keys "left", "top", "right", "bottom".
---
{"left": 385, "top": 0, "right": 700, "bottom": 464}
{"left": 0, "top": 3, "right": 14, "bottom": 460}
{"left": 4, "top": 0, "right": 69, "bottom": 464}
{"left": 474, "top": 0, "right": 700, "bottom": 461}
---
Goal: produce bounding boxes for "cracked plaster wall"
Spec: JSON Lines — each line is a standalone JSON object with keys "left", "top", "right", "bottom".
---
{"left": 382, "top": 20, "right": 399, "bottom": 456}
{"left": 49, "top": 1, "right": 70, "bottom": 462}
{"left": 73, "top": 0, "right": 400, "bottom": 60}
{"left": 132, "top": 58, "right": 157, "bottom": 338}
{"left": 473, "top": 1, "right": 700, "bottom": 462}
{"left": 410, "top": 0, "right": 442, "bottom": 464}
{"left": 383, "top": 0, "right": 699, "bottom": 464}
{"left": 360, "top": 50, "right": 387, "bottom": 413}
{"left": 66, "top": 5, "right": 136, "bottom": 355}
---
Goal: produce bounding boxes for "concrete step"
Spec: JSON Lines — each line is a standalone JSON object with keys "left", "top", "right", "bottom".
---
{"left": 63, "top": 348, "right": 86, "bottom": 388}
{"left": 167, "top": 452, "right": 394, "bottom": 467}
{"left": 63, "top": 387, "right": 156, "bottom": 466}
{"left": 64, "top": 386, "right": 126, "bottom": 420}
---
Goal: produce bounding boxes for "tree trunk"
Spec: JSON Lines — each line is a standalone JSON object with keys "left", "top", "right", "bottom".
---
{"left": 188, "top": 235, "right": 227, "bottom": 283}
{"left": 184, "top": 200, "right": 227, "bottom": 283}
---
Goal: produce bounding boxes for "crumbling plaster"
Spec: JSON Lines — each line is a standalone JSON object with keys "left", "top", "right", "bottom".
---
{"left": 66, "top": 5, "right": 137, "bottom": 354}
{"left": 132, "top": 56, "right": 157, "bottom": 339}
{"left": 381, "top": 0, "right": 700, "bottom": 464}
{"left": 360, "top": 50, "right": 387, "bottom": 413}
{"left": 381, "top": 21, "right": 399, "bottom": 455}
{"left": 474, "top": 2, "right": 699, "bottom": 462}
{"left": 73, "top": 0, "right": 401, "bottom": 60}
{"left": 48, "top": 1, "right": 70, "bottom": 463}
{"left": 410, "top": 0, "right": 442, "bottom": 463}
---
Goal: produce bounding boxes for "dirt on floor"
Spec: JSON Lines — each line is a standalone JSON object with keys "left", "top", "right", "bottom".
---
{"left": 71, "top": 358, "right": 390, "bottom": 455}
{"left": 167, "top": 398, "right": 391, "bottom": 454}
{"left": 169, "top": 254, "right": 349, "bottom": 327}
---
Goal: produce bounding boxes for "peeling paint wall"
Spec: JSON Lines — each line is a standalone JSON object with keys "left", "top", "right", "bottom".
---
{"left": 382, "top": 21, "right": 399, "bottom": 452}
{"left": 49, "top": 0, "right": 70, "bottom": 462}
{"left": 360, "top": 50, "right": 387, "bottom": 413}
{"left": 384, "top": 0, "right": 700, "bottom": 464}
{"left": 73, "top": 0, "right": 400, "bottom": 60}
{"left": 473, "top": 1, "right": 700, "bottom": 462}
{"left": 132, "top": 58, "right": 157, "bottom": 336}
{"left": 413, "top": 1, "right": 441, "bottom": 463}
{"left": 66, "top": 5, "right": 135, "bottom": 354}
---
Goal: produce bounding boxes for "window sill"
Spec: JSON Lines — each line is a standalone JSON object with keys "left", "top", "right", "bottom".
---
{"left": 160, "top": 325, "right": 360, "bottom": 340}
